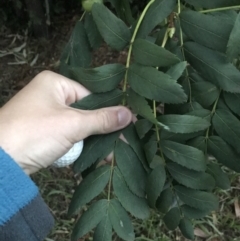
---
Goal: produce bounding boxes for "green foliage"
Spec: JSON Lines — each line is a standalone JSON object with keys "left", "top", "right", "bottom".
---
{"left": 59, "top": 1, "right": 240, "bottom": 240}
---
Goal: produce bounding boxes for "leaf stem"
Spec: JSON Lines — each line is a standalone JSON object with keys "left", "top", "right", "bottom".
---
{"left": 122, "top": 0, "right": 156, "bottom": 104}
{"left": 199, "top": 5, "right": 240, "bottom": 14}
{"left": 79, "top": 11, "right": 86, "bottom": 22}
{"left": 107, "top": 155, "right": 115, "bottom": 201}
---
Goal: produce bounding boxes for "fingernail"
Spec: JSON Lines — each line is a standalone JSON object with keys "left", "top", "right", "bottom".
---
{"left": 117, "top": 108, "right": 131, "bottom": 127}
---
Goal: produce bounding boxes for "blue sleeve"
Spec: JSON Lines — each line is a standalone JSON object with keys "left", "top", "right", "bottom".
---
{"left": 0, "top": 148, "right": 54, "bottom": 241}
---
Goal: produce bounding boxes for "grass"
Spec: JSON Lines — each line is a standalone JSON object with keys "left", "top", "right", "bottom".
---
{"left": 32, "top": 166, "right": 240, "bottom": 241}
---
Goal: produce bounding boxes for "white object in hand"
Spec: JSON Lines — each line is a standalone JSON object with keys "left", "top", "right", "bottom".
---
{"left": 52, "top": 140, "right": 84, "bottom": 168}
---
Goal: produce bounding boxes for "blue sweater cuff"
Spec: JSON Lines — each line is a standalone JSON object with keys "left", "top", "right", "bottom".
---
{"left": 0, "top": 148, "right": 39, "bottom": 225}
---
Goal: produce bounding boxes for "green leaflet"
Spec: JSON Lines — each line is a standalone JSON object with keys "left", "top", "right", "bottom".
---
{"left": 126, "top": 88, "right": 158, "bottom": 125}
{"left": 146, "top": 164, "right": 166, "bottom": 208}
{"left": 115, "top": 140, "right": 147, "bottom": 197}
{"left": 179, "top": 218, "right": 194, "bottom": 240}
{"left": 227, "top": 13, "right": 240, "bottom": 61}
{"left": 208, "top": 136, "right": 240, "bottom": 172}
{"left": 181, "top": 205, "right": 211, "bottom": 219}
{"left": 150, "top": 155, "right": 165, "bottom": 169}
{"left": 71, "top": 89, "right": 123, "bottom": 110}
{"left": 144, "top": 136, "right": 158, "bottom": 164}
{"left": 180, "top": 10, "right": 233, "bottom": 52}
{"left": 68, "top": 166, "right": 111, "bottom": 216}
{"left": 128, "top": 64, "right": 187, "bottom": 104}
{"left": 132, "top": 39, "right": 180, "bottom": 67}
{"left": 61, "top": 21, "right": 91, "bottom": 68}
{"left": 156, "top": 188, "right": 174, "bottom": 214}
{"left": 184, "top": 42, "right": 240, "bottom": 93}
{"left": 113, "top": 168, "right": 150, "bottom": 219}
{"left": 161, "top": 140, "right": 206, "bottom": 171}
{"left": 188, "top": 109, "right": 211, "bottom": 122}
{"left": 71, "top": 199, "right": 108, "bottom": 241}
{"left": 207, "top": 163, "right": 231, "bottom": 190}
{"left": 135, "top": 119, "right": 153, "bottom": 139}
{"left": 213, "top": 109, "right": 240, "bottom": 152}
{"left": 74, "top": 131, "right": 120, "bottom": 173}
{"left": 163, "top": 207, "right": 181, "bottom": 231}
{"left": 109, "top": 199, "right": 135, "bottom": 241}
{"left": 187, "top": 136, "right": 206, "bottom": 152}
{"left": 121, "top": 123, "right": 148, "bottom": 170}
{"left": 174, "top": 185, "right": 219, "bottom": 211}
{"left": 84, "top": 12, "right": 102, "bottom": 50}
{"left": 93, "top": 215, "right": 112, "bottom": 241}
{"left": 167, "top": 162, "right": 215, "bottom": 190}
{"left": 191, "top": 81, "right": 220, "bottom": 108}
{"left": 184, "top": 0, "right": 240, "bottom": 8}
{"left": 92, "top": 3, "right": 131, "bottom": 50}
{"left": 158, "top": 114, "right": 210, "bottom": 134}
{"left": 224, "top": 92, "right": 240, "bottom": 116}
{"left": 166, "top": 61, "right": 187, "bottom": 81}
{"left": 137, "top": 0, "right": 176, "bottom": 38}
{"left": 71, "top": 64, "right": 126, "bottom": 93}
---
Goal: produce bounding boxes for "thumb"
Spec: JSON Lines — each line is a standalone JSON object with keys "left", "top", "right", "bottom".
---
{"left": 81, "top": 106, "right": 132, "bottom": 136}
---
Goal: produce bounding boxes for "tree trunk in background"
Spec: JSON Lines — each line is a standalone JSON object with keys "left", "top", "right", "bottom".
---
{"left": 24, "top": 0, "right": 49, "bottom": 38}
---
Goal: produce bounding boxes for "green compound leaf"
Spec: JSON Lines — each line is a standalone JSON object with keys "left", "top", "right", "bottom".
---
{"left": 71, "top": 199, "right": 108, "bottom": 241}
{"left": 93, "top": 215, "right": 112, "bottom": 241}
{"left": 113, "top": 168, "right": 150, "bottom": 219}
{"left": 184, "top": 0, "right": 240, "bottom": 8}
{"left": 144, "top": 137, "right": 158, "bottom": 164}
{"left": 84, "top": 12, "right": 102, "bottom": 50}
{"left": 181, "top": 205, "right": 211, "bottom": 219}
{"left": 167, "top": 162, "right": 215, "bottom": 190}
{"left": 227, "top": 13, "right": 240, "bottom": 61}
{"left": 180, "top": 10, "right": 233, "bottom": 52}
{"left": 163, "top": 207, "right": 181, "bottom": 231}
{"left": 207, "top": 163, "right": 231, "bottom": 190}
{"left": 71, "top": 89, "right": 123, "bottom": 110}
{"left": 135, "top": 119, "right": 153, "bottom": 139}
{"left": 161, "top": 140, "right": 206, "bottom": 171}
{"left": 224, "top": 92, "right": 240, "bottom": 116}
{"left": 174, "top": 185, "right": 219, "bottom": 212}
{"left": 156, "top": 188, "right": 174, "bottom": 214}
{"left": 68, "top": 165, "right": 111, "bottom": 216}
{"left": 74, "top": 131, "right": 120, "bottom": 173}
{"left": 158, "top": 115, "right": 210, "bottom": 134}
{"left": 127, "top": 88, "right": 158, "bottom": 125}
{"left": 128, "top": 64, "right": 187, "bottom": 104}
{"left": 208, "top": 136, "right": 240, "bottom": 172}
{"left": 61, "top": 21, "right": 91, "bottom": 68}
{"left": 115, "top": 140, "right": 147, "bottom": 197}
{"left": 188, "top": 109, "right": 211, "bottom": 122}
{"left": 146, "top": 164, "right": 166, "bottom": 208}
{"left": 184, "top": 42, "right": 240, "bottom": 93}
{"left": 213, "top": 109, "right": 240, "bottom": 152}
{"left": 71, "top": 64, "right": 126, "bottom": 93}
{"left": 166, "top": 61, "right": 187, "bottom": 81}
{"left": 179, "top": 218, "right": 194, "bottom": 240}
{"left": 187, "top": 136, "right": 206, "bottom": 152}
{"left": 132, "top": 39, "right": 180, "bottom": 67}
{"left": 109, "top": 199, "right": 135, "bottom": 241}
{"left": 191, "top": 81, "right": 220, "bottom": 108}
{"left": 92, "top": 3, "right": 131, "bottom": 50}
{"left": 137, "top": 0, "right": 176, "bottom": 38}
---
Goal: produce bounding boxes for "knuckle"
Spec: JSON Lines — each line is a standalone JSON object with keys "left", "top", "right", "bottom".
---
{"left": 97, "top": 110, "right": 114, "bottom": 133}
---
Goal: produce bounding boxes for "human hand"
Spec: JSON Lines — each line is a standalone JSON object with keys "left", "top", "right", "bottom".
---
{"left": 0, "top": 71, "right": 132, "bottom": 175}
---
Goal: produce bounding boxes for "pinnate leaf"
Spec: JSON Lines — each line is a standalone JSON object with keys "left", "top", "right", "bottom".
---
{"left": 109, "top": 199, "right": 135, "bottom": 241}
{"left": 181, "top": 205, "right": 211, "bottom": 219}
{"left": 128, "top": 64, "right": 187, "bottom": 104}
{"left": 135, "top": 119, "right": 153, "bottom": 139}
{"left": 167, "top": 162, "right": 215, "bottom": 190}
{"left": 161, "top": 140, "right": 206, "bottom": 171}
{"left": 179, "top": 218, "right": 194, "bottom": 240}
{"left": 71, "top": 199, "right": 108, "bottom": 241}
{"left": 71, "top": 64, "right": 126, "bottom": 93}
{"left": 174, "top": 185, "right": 219, "bottom": 211}
{"left": 69, "top": 166, "right": 111, "bottom": 216}
{"left": 92, "top": 3, "right": 131, "bottom": 50}
{"left": 146, "top": 164, "right": 166, "bottom": 208}
{"left": 113, "top": 168, "right": 150, "bottom": 219}
{"left": 93, "top": 215, "right": 112, "bottom": 241}
{"left": 156, "top": 188, "right": 174, "bottom": 214}
{"left": 132, "top": 39, "right": 180, "bottom": 67}
{"left": 158, "top": 115, "right": 210, "bottom": 134}
{"left": 184, "top": 0, "right": 240, "bottom": 8}
{"left": 115, "top": 140, "right": 146, "bottom": 197}
{"left": 166, "top": 61, "right": 187, "bottom": 80}
{"left": 224, "top": 92, "right": 240, "bottom": 116}
{"left": 163, "top": 207, "right": 181, "bottom": 231}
